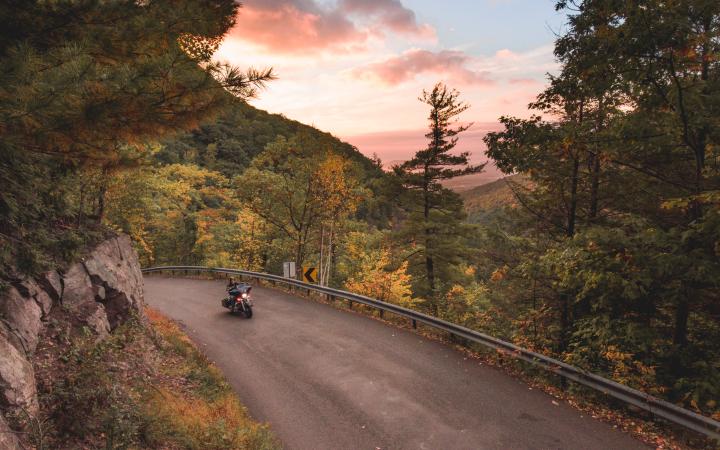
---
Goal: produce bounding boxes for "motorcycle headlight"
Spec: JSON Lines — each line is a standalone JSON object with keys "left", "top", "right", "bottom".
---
{"left": 241, "top": 293, "right": 248, "bottom": 299}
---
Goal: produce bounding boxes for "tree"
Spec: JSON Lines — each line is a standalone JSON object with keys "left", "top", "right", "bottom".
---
{"left": 0, "top": 0, "right": 274, "bottom": 277}
{"left": 553, "top": 0, "right": 720, "bottom": 354}
{"left": 314, "top": 153, "right": 362, "bottom": 286}
{"left": 395, "top": 83, "right": 484, "bottom": 312}
{"left": 478, "top": 0, "right": 720, "bottom": 413}
{"left": 239, "top": 134, "right": 362, "bottom": 277}
{"left": 344, "top": 247, "right": 417, "bottom": 309}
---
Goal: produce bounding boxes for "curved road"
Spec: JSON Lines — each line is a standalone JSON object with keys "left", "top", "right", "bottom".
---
{"left": 144, "top": 276, "right": 644, "bottom": 450}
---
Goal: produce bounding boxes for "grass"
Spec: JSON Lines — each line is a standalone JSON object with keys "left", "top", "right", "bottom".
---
{"left": 142, "top": 308, "right": 278, "bottom": 450}
{"left": 30, "top": 307, "right": 279, "bottom": 450}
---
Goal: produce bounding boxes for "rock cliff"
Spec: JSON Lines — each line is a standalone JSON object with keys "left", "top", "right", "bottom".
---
{"left": 0, "top": 234, "right": 144, "bottom": 448}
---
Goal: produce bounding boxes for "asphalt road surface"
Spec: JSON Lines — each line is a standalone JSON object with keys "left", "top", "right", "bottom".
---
{"left": 144, "top": 276, "right": 645, "bottom": 450}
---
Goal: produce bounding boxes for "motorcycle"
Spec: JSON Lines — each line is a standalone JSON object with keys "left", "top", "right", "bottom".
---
{"left": 221, "top": 280, "right": 253, "bottom": 318}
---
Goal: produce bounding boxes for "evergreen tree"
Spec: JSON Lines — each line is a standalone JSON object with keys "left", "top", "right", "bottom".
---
{"left": 0, "top": 1, "right": 273, "bottom": 277}
{"left": 395, "top": 83, "right": 483, "bottom": 312}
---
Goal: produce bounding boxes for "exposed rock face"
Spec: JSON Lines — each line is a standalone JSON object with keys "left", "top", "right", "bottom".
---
{"left": 83, "top": 235, "right": 144, "bottom": 328}
{"left": 77, "top": 302, "right": 111, "bottom": 338}
{"left": 61, "top": 263, "right": 94, "bottom": 309}
{"left": 38, "top": 270, "right": 63, "bottom": 302}
{"left": 0, "top": 287, "right": 42, "bottom": 354}
{"left": 0, "top": 234, "right": 144, "bottom": 439}
{"left": 0, "top": 326, "right": 38, "bottom": 415}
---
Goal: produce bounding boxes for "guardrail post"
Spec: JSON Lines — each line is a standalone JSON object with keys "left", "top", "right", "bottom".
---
{"left": 379, "top": 309, "right": 384, "bottom": 319}
{"left": 412, "top": 319, "right": 417, "bottom": 329}
{"left": 348, "top": 300, "right": 353, "bottom": 309}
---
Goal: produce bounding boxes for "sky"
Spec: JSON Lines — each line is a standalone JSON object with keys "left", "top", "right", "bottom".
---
{"left": 214, "top": 0, "right": 567, "bottom": 170}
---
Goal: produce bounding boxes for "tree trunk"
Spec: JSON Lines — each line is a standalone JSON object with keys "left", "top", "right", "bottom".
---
{"left": 589, "top": 102, "right": 603, "bottom": 222}
{"left": 318, "top": 225, "right": 325, "bottom": 284}
{"left": 324, "top": 224, "right": 334, "bottom": 286}
{"left": 423, "top": 178, "right": 437, "bottom": 313}
{"left": 567, "top": 155, "right": 580, "bottom": 237}
{"left": 672, "top": 19, "right": 710, "bottom": 350}
{"left": 295, "top": 233, "right": 304, "bottom": 279}
{"left": 559, "top": 102, "right": 583, "bottom": 360}
{"left": 588, "top": 152, "right": 600, "bottom": 221}
{"left": 567, "top": 99, "right": 583, "bottom": 236}
{"left": 673, "top": 298, "right": 689, "bottom": 347}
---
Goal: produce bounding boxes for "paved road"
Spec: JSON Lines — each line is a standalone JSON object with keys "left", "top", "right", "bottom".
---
{"left": 144, "top": 277, "right": 644, "bottom": 450}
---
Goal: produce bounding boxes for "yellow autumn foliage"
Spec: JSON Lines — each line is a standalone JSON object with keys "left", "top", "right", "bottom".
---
{"left": 344, "top": 247, "right": 417, "bottom": 309}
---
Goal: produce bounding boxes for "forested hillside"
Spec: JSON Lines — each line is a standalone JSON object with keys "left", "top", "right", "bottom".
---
{"left": 155, "top": 100, "right": 381, "bottom": 178}
{"left": 103, "top": 98, "right": 396, "bottom": 288}
{"left": 460, "top": 174, "right": 525, "bottom": 223}
{"left": 1, "top": 1, "right": 719, "bottom": 445}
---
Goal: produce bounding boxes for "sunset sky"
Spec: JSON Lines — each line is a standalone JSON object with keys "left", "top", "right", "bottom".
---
{"left": 214, "top": 0, "right": 566, "bottom": 170}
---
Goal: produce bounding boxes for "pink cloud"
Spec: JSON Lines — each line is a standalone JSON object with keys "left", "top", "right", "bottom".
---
{"left": 230, "top": 0, "right": 434, "bottom": 54}
{"left": 230, "top": 0, "right": 364, "bottom": 53}
{"left": 351, "top": 49, "right": 494, "bottom": 86}
{"left": 339, "top": 0, "right": 435, "bottom": 39}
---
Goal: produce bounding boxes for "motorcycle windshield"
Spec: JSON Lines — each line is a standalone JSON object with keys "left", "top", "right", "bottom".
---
{"left": 229, "top": 284, "right": 252, "bottom": 296}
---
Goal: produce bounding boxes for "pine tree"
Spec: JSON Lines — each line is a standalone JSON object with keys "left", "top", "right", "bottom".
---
{"left": 395, "top": 83, "right": 484, "bottom": 313}
{"left": 0, "top": 1, "right": 273, "bottom": 277}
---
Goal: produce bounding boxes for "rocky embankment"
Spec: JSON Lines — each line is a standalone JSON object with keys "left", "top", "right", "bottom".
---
{"left": 0, "top": 235, "right": 144, "bottom": 448}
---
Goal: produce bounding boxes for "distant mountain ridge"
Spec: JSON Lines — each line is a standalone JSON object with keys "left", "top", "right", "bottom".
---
{"left": 440, "top": 169, "right": 505, "bottom": 192}
{"left": 460, "top": 174, "right": 524, "bottom": 223}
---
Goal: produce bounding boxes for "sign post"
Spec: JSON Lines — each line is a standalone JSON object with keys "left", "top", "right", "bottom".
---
{"left": 282, "top": 262, "right": 296, "bottom": 279}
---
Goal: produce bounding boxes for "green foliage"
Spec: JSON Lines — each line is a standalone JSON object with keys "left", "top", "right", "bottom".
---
{"left": 460, "top": 175, "right": 525, "bottom": 224}
{"left": 474, "top": 0, "right": 720, "bottom": 417}
{"left": 48, "top": 319, "right": 145, "bottom": 449}
{"left": 0, "top": 0, "right": 272, "bottom": 278}
{"left": 5, "top": 0, "right": 718, "bottom": 434}
{"left": 155, "top": 101, "right": 379, "bottom": 177}
{"left": 41, "top": 310, "right": 278, "bottom": 449}
{"left": 394, "top": 83, "right": 483, "bottom": 311}
{"left": 237, "top": 133, "right": 372, "bottom": 280}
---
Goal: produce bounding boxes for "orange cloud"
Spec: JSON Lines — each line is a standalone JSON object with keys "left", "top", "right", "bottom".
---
{"left": 230, "top": 0, "right": 434, "bottom": 54}
{"left": 351, "top": 49, "right": 495, "bottom": 86}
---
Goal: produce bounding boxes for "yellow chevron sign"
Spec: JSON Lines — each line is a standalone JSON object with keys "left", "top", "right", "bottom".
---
{"left": 302, "top": 267, "right": 317, "bottom": 283}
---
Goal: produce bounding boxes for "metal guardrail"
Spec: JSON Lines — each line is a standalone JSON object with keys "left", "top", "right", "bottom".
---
{"left": 142, "top": 265, "right": 720, "bottom": 440}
